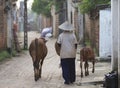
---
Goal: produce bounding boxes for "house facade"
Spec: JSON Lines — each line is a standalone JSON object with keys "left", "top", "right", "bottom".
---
{"left": 51, "top": 0, "right": 82, "bottom": 40}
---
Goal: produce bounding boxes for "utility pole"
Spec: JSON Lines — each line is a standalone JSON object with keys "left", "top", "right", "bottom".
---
{"left": 24, "top": 0, "right": 28, "bottom": 49}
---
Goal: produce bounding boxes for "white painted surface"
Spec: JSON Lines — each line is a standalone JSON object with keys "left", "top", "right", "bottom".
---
{"left": 111, "top": 0, "right": 118, "bottom": 71}
{"left": 67, "top": 0, "right": 72, "bottom": 23}
{"left": 118, "top": 0, "right": 120, "bottom": 87}
{"left": 99, "top": 9, "right": 111, "bottom": 57}
{"left": 7, "top": 11, "right": 13, "bottom": 48}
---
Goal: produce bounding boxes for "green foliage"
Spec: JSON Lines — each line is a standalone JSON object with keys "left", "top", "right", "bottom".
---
{"left": 79, "top": 0, "right": 111, "bottom": 14}
{"left": 31, "top": 0, "right": 66, "bottom": 17}
{"left": 0, "top": 49, "right": 18, "bottom": 61}
{"left": 32, "top": 0, "right": 54, "bottom": 17}
{"left": 55, "top": 0, "right": 65, "bottom": 11}
{"left": 0, "top": 51, "right": 11, "bottom": 61}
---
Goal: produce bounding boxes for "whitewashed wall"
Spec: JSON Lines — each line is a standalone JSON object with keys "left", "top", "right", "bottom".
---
{"left": 111, "top": 0, "right": 118, "bottom": 71}
{"left": 99, "top": 9, "right": 111, "bottom": 57}
{"left": 7, "top": 10, "right": 13, "bottom": 49}
{"left": 67, "top": 0, "right": 72, "bottom": 23}
{"left": 78, "top": 11, "right": 83, "bottom": 43}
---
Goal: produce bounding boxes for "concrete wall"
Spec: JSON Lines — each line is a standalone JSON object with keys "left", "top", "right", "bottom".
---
{"left": 118, "top": 0, "right": 120, "bottom": 87}
{"left": 78, "top": 11, "right": 83, "bottom": 44}
{"left": 118, "top": 0, "right": 120, "bottom": 88}
{"left": 99, "top": 9, "right": 111, "bottom": 57}
{"left": 111, "top": 0, "right": 120, "bottom": 87}
{"left": 111, "top": 0, "right": 118, "bottom": 71}
{"left": 67, "top": 0, "right": 72, "bottom": 23}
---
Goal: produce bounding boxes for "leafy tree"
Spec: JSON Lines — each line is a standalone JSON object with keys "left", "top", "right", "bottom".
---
{"left": 31, "top": 0, "right": 65, "bottom": 17}
{"left": 79, "top": 0, "right": 111, "bottom": 14}
{"left": 32, "top": 0, "right": 54, "bottom": 17}
{"left": 54, "top": 0, "right": 65, "bottom": 11}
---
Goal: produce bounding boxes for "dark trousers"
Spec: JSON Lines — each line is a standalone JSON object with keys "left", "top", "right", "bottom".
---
{"left": 61, "top": 58, "right": 76, "bottom": 83}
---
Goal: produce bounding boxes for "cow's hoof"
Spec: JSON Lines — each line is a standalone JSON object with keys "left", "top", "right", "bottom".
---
{"left": 85, "top": 72, "right": 89, "bottom": 76}
{"left": 39, "top": 75, "right": 41, "bottom": 78}
{"left": 87, "top": 72, "right": 89, "bottom": 75}
{"left": 81, "top": 73, "right": 83, "bottom": 77}
{"left": 35, "top": 77, "right": 39, "bottom": 81}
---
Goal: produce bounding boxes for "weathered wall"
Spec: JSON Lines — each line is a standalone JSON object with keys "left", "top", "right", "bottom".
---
{"left": 85, "top": 14, "right": 99, "bottom": 55}
{"left": 0, "top": 1, "right": 7, "bottom": 50}
{"left": 41, "top": 16, "right": 52, "bottom": 29}
{"left": 111, "top": 0, "right": 118, "bottom": 71}
{"left": 99, "top": 9, "right": 111, "bottom": 57}
{"left": 85, "top": 14, "right": 91, "bottom": 40}
{"left": 118, "top": 0, "right": 120, "bottom": 87}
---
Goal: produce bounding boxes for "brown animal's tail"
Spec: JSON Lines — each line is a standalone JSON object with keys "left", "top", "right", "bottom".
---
{"left": 33, "top": 38, "right": 39, "bottom": 69}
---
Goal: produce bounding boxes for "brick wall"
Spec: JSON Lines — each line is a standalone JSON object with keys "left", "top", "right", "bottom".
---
{"left": 85, "top": 14, "right": 91, "bottom": 40}
{"left": 85, "top": 14, "right": 99, "bottom": 55}
{"left": 0, "top": 1, "right": 7, "bottom": 50}
{"left": 94, "top": 18, "right": 99, "bottom": 55}
{"left": 41, "top": 16, "right": 52, "bottom": 29}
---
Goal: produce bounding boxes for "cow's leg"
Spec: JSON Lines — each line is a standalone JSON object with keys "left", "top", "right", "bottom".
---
{"left": 92, "top": 60, "right": 95, "bottom": 73}
{"left": 39, "top": 61, "right": 42, "bottom": 78}
{"left": 39, "top": 65, "right": 42, "bottom": 78}
{"left": 34, "top": 68, "right": 39, "bottom": 81}
{"left": 80, "top": 60, "right": 83, "bottom": 77}
{"left": 86, "top": 61, "right": 89, "bottom": 75}
{"left": 84, "top": 61, "right": 89, "bottom": 76}
{"left": 84, "top": 61, "right": 87, "bottom": 76}
{"left": 33, "top": 61, "right": 39, "bottom": 81}
{"left": 39, "top": 59, "right": 44, "bottom": 78}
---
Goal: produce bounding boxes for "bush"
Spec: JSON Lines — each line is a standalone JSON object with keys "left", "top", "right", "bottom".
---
{"left": 0, "top": 51, "right": 11, "bottom": 61}
{"left": 0, "top": 50, "right": 17, "bottom": 61}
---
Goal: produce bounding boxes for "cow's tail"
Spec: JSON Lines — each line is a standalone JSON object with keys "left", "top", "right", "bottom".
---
{"left": 34, "top": 38, "right": 39, "bottom": 69}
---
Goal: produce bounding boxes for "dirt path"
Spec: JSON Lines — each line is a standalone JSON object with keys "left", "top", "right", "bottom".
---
{"left": 0, "top": 31, "right": 111, "bottom": 88}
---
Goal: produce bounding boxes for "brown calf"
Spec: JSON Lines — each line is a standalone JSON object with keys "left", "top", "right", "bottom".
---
{"left": 80, "top": 46, "right": 95, "bottom": 77}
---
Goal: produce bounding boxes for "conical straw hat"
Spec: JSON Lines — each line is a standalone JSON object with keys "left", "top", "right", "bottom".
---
{"left": 58, "top": 21, "right": 74, "bottom": 31}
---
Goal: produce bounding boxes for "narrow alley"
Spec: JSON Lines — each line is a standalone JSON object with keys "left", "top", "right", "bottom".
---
{"left": 0, "top": 31, "right": 111, "bottom": 88}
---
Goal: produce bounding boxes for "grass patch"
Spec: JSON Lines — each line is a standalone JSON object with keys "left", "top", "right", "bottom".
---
{"left": 0, "top": 51, "right": 11, "bottom": 61}
{"left": 85, "top": 39, "right": 91, "bottom": 46}
{"left": 0, "top": 50, "right": 18, "bottom": 61}
{"left": 11, "top": 50, "right": 17, "bottom": 57}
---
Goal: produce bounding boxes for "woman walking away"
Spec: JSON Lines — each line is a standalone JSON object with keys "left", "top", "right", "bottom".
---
{"left": 56, "top": 21, "right": 77, "bottom": 85}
